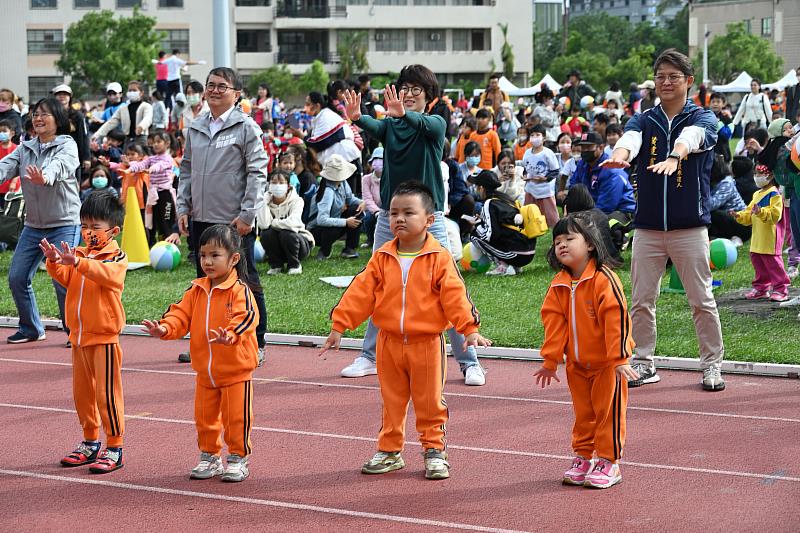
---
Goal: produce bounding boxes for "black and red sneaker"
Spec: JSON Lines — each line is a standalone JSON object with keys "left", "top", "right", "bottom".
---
{"left": 60, "top": 441, "right": 100, "bottom": 467}
{"left": 89, "top": 448, "right": 124, "bottom": 474}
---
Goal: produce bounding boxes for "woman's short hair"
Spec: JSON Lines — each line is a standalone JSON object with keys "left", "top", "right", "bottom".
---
{"left": 186, "top": 80, "right": 204, "bottom": 94}
{"left": 32, "top": 97, "right": 70, "bottom": 136}
{"left": 396, "top": 64, "right": 440, "bottom": 105}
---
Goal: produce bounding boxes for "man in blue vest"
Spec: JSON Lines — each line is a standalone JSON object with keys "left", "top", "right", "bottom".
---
{"left": 602, "top": 49, "right": 726, "bottom": 392}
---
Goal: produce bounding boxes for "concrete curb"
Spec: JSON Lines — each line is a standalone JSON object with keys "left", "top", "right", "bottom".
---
{"left": 1, "top": 317, "right": 797, "bottom": 379}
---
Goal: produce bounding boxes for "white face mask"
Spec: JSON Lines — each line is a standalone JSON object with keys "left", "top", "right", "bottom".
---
{"left": 754, "top": 175, "right": 771, "bottom": 188}
{"left": 531, "top": 136, "right": 544, "bottom": 148}
{"left": 269, "top": 183, "right": 288, "bottom": 198}
{"left": 186, "top": 94, "right": 201, "bottom": 106}
{"left": 127, "top": 91, "right": 141, "bottom": 103}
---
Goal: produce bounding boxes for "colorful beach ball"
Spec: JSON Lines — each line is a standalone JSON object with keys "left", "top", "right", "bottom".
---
{"left": 791, "top": 135, "right": 800, "bottom": 172}
{"left": 558, "top": 96, "right": 571, "bottom": 110}
{"left": 579, "top": 95, "right": 595, "bottom": 109}
{"left": 254, "top": 237, "right": 266, "bottom": 263}
{"left": 149, "top": 241, "right": 181, "bottom": 272}
{"left": 461, "top": 242, "right": 492, "bottom": 273}
{"left": 709, "top": 238, "right": 737, "bottom": 270}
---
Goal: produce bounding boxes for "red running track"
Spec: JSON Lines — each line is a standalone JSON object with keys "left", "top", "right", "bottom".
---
{"left": 1, "top": 332, "right": 799, "bottom": 532}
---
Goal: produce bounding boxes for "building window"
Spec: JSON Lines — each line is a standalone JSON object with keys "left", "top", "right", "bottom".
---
{"left": 236, "top": 0, "right": 271, "bottom": 5}
{"left": 744, "top": 19, "right": 752, "bottom": 34}
{"left": 375, "top": 29, "right": 407, "bottom": 52}
{"left": 117, "top": 0, "right": 141, "bottom": 7}
{"left": 159, "top": 0, "right": 183, "bottom": 6}
{"left": 27, "top": 29, "right": 63, "bottom": 55}
{"left": 373, "top": 0, "right": 407, "bottom": 5}
{"left": 29, "top": 76, "right": 63, "bottom": 101}
{"left": 415, "top": 29, "right": 445, "bottom": 52}
{"left": 344, "top": 0, "right": 368, "bottom": 4}
{"left": 413, "top": 0, "right": 444, "bottom": 4}
{"left": 762, "top": 17, "right": 772, "bottom": 37}
{"left": 237, "top": 29, "right": 271, "bottom": 52}
{"left": 74, "top": 0, "right": 99, "bottom": 7}
{"left": 452, "top": 28, "right": 489, "bottom": 52}
{"left": 161, "top": 29, "right": 190, "bottom": 54}
{"left": 31, "top": 0, "right": 57, "bottom": 7}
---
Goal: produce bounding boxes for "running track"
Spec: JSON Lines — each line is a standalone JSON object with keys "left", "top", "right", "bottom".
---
{"left": 1, "top": 333, "right": 798, "bottom": 532}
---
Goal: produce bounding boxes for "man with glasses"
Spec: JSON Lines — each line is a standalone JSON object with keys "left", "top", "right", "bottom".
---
{"left": 602, "top": 49, "right": 726, "bottom": 392}
{"left": 177, "top": 67, "right": 268, "bottom": 366}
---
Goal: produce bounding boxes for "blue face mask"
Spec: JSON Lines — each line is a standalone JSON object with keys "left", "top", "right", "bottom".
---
{"left": 92, "top": 176, "right": 109, "bottom": 189}
{"left": 466, "top": 156, "right": 481, "bottom": 167}
{"left": 0, "top": 132, "right": 9, "bottom": 142}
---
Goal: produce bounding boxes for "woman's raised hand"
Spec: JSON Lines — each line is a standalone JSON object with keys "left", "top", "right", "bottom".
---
{"left": 342, "top": 89, "right": 362, "bottom": 121}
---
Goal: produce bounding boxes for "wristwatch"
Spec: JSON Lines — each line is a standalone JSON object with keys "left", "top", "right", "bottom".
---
{"left": 667, "top": 151, "right": 681, "bottom": 161}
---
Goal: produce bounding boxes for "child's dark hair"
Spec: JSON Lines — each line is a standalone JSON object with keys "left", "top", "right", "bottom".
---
{"left": 464, "top": 140, "right": 481, "bottom": 157}
{"left": 391, "top": 180, "right": 435, "bottom": 214}
{"left": 593, "top": 113, "right": 609, "bottom": 125}
{"left": 529, "top": 124, "right": 546, "bottom": 136}
{"left": 198, "top": 224, "right": 257, "bottom": 291}
{"left": 107, "top": 129, "right": 126, "bottom": 144}
{"left": 0, "top": 119, "right": 14, "bottom": 131}
{"left": 546, "top": 212, "right": 620, "bottom": 273}
{"left": 605, "top": 123, "right": 623, "bottom": 137}
{"left": 460, "top": 115, "right": 477, "bottom": 130}
{"left": 710, "top": 154, "right": 730, "bottom": 185}
{"left": 476, "top": 108, "right": 493, "bottom": 121}
{"left": 269, "top": 168, "right": 291, "bottom": 182}
{"left": 497, "top": 149, "right": 514, "bottom": 166}
{"left": 396, "top": 64, "right": 439, "bottom": 105}
{"left": 80, "top": 189, "right": 125, "bottom": 228}
{"left": 261, "top": 120, "right": 274, "bottom": 131}
{"left": 90, "top": 164, "right": 112, "bottom": 181}
{"left": 564, "top": 183, "right": 595, "bottom": 213}
{"left": 125, "top": 143, "right": 147, "bottom": 157}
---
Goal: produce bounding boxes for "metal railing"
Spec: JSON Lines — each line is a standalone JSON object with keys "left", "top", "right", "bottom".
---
{"left": 276, "top": 50, "right": 339, "bottom": 64}
{"left": 275, "top": 3, "right": 346, "bottom": 17}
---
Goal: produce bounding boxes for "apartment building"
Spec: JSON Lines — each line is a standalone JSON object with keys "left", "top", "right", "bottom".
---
{"left": 3, "top": 0, "right": 533, "bottom": 101}
{"left": 570, "top": 0, "right": 685, "bottom": 25}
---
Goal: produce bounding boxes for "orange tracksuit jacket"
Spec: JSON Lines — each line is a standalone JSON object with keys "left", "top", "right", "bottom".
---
{"left": 46, "top": 241, "right": 128, "bottom": 447}
{"left": 540, "top": 260, "right": 634, "bottom": 462}
{"left": 331, "top": 235, "right": 480, "bottom": 451}
{"left": 119, "top": 170, "right": 150, "bottom": 210}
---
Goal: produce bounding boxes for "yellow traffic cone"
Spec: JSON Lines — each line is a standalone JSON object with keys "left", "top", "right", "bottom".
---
{"left": 121, "top": 186, "right": 150, "bottom": 270}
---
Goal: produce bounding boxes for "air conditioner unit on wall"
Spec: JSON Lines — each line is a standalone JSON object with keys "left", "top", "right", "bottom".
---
{"left": 430, "top": 33, "right": 441, "bottom": 41}
{"left": 375, "top": 33, "right": 385, "bottom": 41}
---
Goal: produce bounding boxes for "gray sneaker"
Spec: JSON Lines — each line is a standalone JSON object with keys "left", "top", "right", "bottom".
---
{"left": 361, "top": 451, "right": 405, "bottom": 474}
{"left": 424, "top": 449, "right": 450, "bottom": 480}
{"left": 628, "top": 362, "right": 660, "bottom": 387}
{"left": 221, "top": 454, "right": 249, "bottom": 482}
{"left": 702, "top": 367, "right": 726, "bottom": 392}
{"left": 257, "top": 347, "right": 266, "bottom": 367}
{"left": 190, "top": 452, "right": 223, "bottom": 479}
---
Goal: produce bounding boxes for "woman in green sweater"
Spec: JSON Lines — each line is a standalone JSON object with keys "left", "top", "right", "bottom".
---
{"left": 339, "top": 64, "right": 486, "bottom": 386}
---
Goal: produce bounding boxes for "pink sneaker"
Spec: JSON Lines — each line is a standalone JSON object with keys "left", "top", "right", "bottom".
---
{"left": 562, "top": 456, "right": 593, "bottom": 486}
{"left": 770, "top": 292, "right": 789, "bottom": 302}
{"left": 584, "top": 458, "right": 622, "bottom": 489}
{"left": 744, "top": 289, "right": 769, "bottom": 300}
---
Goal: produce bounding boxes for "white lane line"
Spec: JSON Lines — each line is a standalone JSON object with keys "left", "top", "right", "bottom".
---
{"left": 2, "top": 403, "right": 799, "bottom": 484}
{"left": 0, "top": 469, "right": 529, "bottom": 533}
{"left": 1, "top": 357, "right": 798, "bottom": 423}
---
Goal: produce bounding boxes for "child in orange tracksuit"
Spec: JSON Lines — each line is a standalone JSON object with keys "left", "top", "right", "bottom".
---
{"left": 321, "top": 182, "right": 491, "bottom": 480}
{"left": 534, "top": 213, "right": 638, "bottom": 489}
{"left": 40, "top": 191, "right": 128, "bottom": 474}
{"left": 142, "top": 224, "right": 258, "bottom": 483}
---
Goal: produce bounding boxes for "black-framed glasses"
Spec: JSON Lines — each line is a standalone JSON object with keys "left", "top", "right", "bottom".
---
{"left": 399, "top": 85, "right": 424, "bottom": 97}
{"left": 654, "top": 74, "right": 686, "bottom": 84}
{"left": 32, "top": 112, "right": 53, "bottom": 119}
{"left": 205, "top": 83, "right": 236, "bottom": 94}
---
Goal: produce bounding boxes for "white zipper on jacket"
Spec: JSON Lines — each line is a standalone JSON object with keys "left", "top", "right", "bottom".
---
{"left": 552, "top": 278, "right": 588, "bottom": 363}
{"left": 205, "top": 286, "right": 217, "bottom": 388}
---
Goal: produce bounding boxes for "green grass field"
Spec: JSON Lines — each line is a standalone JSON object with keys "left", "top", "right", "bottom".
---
{"left": 1, "top": 227, "right": 798, "bottom": 365}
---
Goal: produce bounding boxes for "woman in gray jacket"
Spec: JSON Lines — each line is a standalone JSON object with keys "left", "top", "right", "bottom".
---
{"left": 0, "top": 97, "right": 81, "bottom": 344}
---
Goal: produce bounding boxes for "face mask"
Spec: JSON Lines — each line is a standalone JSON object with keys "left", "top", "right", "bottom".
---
{"left": 91, "top": 176, "right": 108, "bottom": 189}
{"left": 754, "top": 175, "right": 771, "bottom": 188}
{"left": 269, "top": 183, "right": 288, "bottom": 197}
{"left": 0, "top": 102, "right": 10, "bottom": 113}
{"left": 126, "top": 91, "right": 141, "bottom": 102}
{"left": 466, "top": 156, "right": 481, "bottom": 168}
{"left": 0, "top": 132, "right": 9, "bottom": 142}
{"left": 186, "top": 94, "right": 201, "bottom": 106}
{"left": 284, "top": 132, "right": 293, "bottom": 139}
{"left": 371, "top": 159, "right": 383, "bottom": 174}
{"left": 558, "top": 143, "right": 571, "bottom": 154}
{"left": 518, "top": 136, "right": 528, "bottom": 144}
{"left": 531, "top": 137, "right": 544, "bottom": 148}
{"left": 81, "top": 228, "right": 113, "bottom": 250}
{"left": 581, "top": 151, "right": 598, "bottom": 164}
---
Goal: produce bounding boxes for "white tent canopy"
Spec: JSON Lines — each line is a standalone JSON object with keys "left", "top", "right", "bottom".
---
{"left": 534, "top": 74, "right": 563, "bottom": 93}
{"left": 764, "top": 69, "right": 799, "bottom": 91}
{"left": 712, "top": 71, "right": 753, "bottom": 93}
{"left": 472, "top": 75, "right": 563, "bottom": 98}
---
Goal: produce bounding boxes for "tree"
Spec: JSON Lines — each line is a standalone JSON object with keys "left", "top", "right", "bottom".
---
{"left": 548, "top": 50, "right": 611, "bottom": 89}
{"left": 704, "top": 22, "right": 783, "bottom": 84}
{"left": 498, "top": 23, "right": 515, "bottom": 79}
{"left": 297, "top": 60, "right": 330, "bottom": 94}
{"left": 56, "top": 9, "right": 164, "bottom": 97}
{"left": 607, "top": 45, "right": 656, "bottom": 89}
{"left": 533, "top": 30, "right": 563, "bottom": 74}
{"left": 247, "top": 65, "right": 298, "bottom": 99}
{"left": 337, "top": 30, "right": 369, "bottom": 81}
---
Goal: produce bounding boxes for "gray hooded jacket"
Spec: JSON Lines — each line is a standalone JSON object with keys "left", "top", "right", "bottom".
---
{"left": 0, "top": 135, "right": 80, "bottom": 229}
{"left": 178, "top": 107, "right": 267, "bottom": 226}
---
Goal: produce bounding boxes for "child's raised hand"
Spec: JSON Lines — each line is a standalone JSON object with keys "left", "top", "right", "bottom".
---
{"left": 751, "top": 204, "right": 762, "bottom": 215}
{"left": 318, "top": 330, "right": 342, "bottom": 358}
{"left": 463, "top": 332, "right": 492, "bottom": 351}
{"left": 209, "top": 327, "right": 235, "bottom": 345}
{"left": 141, "top": 319, "right": 167, "bottom": 338}
{"left": 342, "top": 89, "right": 362, "bottom": 121}
{"left": 615, "top": 364, "right": 639, "bottom": 381}
{"left": 38, "top": 238, "right": 62, "bottom": 262}
{"left": 533, "top": 366, "right": 561, "bottom": 388}
{"left": 58, "top": 242, "right": 78, "bottom": 266}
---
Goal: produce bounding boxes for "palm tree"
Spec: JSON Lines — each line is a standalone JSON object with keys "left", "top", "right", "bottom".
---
{"left": 498, "top": 23, "right": 515, "bottom": 79}
{"left": 337, "top": 30, "right": 369, "bottom": 80}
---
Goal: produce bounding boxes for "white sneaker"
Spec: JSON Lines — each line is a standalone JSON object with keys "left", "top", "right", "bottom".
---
{"left": 190, "top": 452, "right": 224, "bottom": 479}
{"left": 257, "top": 347, "right": 266, "bottom": 367}
{"left": 787, "top": 266, "right": 799, "bottom": 279}
{"left": 341, "top": 356, "right": 377, "bottom": 378}
{"left": 221, "top": 455, "right": 249, "bottom": 482}
{"left": 779, "top": 294, "right": 800, "bottom": 307}
{"left": 464, "top": 365, "right": 486, "bottom": 386}
{"left": 504, "top": 265, "right": 517, "bottom": 276}
{"left": 486, "top": 263, "right": 509, "bottom": 276}
{"left": 287, "top": 266, "right": 302, "bottom": 275}
{"left": 730, "top": 236, "right": 744, "bottom": 248}
{"left": 266, "top": 268, "right": 282, "bottom": 275}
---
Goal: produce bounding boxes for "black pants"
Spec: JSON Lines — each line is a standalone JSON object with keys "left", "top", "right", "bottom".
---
{"left": 148, "top": 190, "right": 178, "bottom": 245}
{"left": 348, "top": 158, "right": 363, "bottom": 197}
{"left": 191, "top": 220, "right": 267, "bottom": 348}
{"left": 311, "top": 205, "right": 361, "bottom": 256}
{"left": 157, "top": 80, "right": 171, "bottom": 111}
{"left": 260, "top": 228, "right": 310, "bottom": 269}
{"left": 709, "top": 209, "right": 752, "bottom": 241}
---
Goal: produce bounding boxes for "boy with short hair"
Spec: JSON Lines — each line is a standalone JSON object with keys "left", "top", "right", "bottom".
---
{"left": 472, "top": 108, "right": 502, "bottom": 170}
{"left": 39, "top": 190, "right": 128, "bottom": 473}
{"left": 320, "top": 182, "right": 491, "bottom": 479}
{"left": 603, "top": 123, "right": 624, "bottom": 157}
{"left": 522, "top": 124, "right": 561, "bottom": 227}
{"left": 709, "top": 92, "right": 733, "bottom": 162}
{"left": 454, "top": 115, "right": 477, "bottom": 163}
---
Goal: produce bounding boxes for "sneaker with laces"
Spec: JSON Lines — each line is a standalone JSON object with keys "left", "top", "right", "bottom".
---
{"left": 744, "top": 289, "right": 769, "bottom": 300}
{"left": 266, "top": 267, "right": 282, "bottom": 275}
{"left": 257, "top": 347, "right": 266, "bottom": 367}
{"left": 287, "top": 266, "right": 303, "bottom": 275}
{"left": 770, "top": 292, "right": 789, "bottom": 302}
{"left": 584, "top": 458, "right": 622, "bottom": 489}
{"left": 177, "top": 351, "right": 191, "bottom": 363}
{"left": 702, "top": 367, "right": 726, "bottom": 392}
{"left": 221, "top": 454, "right": 249, "bottom": 482}
{"left": 7, "top": 331, "right": 46, "bottom": 344}
{"left": 361, "top": 451, "right": 405, "bottom": 474}
{"left": 423, "top": 449, "right": 450, "bottom": 480}
{"left": 341, "top": 248, "right": 360, "bottom": 259}
{"left": 89, "top": 448, "right": 124, "bottom": 474}
{"left": 563, "top": 456, "right": 593, "bottom": 486}
{"left": 340, "top": 356, "right": 377, "bottom": 378}
{"left": 464, "top": 365, "right": 486, "bottom": 386}
{"left": 190, "top": 452, "right": 224, "bottom": 479}
{"left": 779, "top": 295, "right": 800, "bottom": 307}
{"left": 60, "top": 441, "right": 100, "bottom": 467}
{"left": 627, "top": 362, "right": 660, "bottom": 387}
{"left": 486, "top": 263, "right": 509, "bottom": 276}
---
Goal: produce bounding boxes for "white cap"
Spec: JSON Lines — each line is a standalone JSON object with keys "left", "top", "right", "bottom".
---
{"left": 52, "top": 84, "right": 72, "bottom": 95}
{"left": 106, "top": 82, "right": 123, "bottom": 94}
{"left": 638, "top": 80, "right": 655, "bottom": 90}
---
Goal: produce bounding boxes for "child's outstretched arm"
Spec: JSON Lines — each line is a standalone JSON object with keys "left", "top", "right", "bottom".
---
{"left": 142, "top": 319, "right": 167, "bottom": 338}
{"left": 318, "top": 330, "right": 343, "bottom": 358}
{"left": 463, "top": 332, "right": 492, "bottom": 351}
{"left": 329, "top": 259, "right": 381, "bottom": 336}
{"left": 40, "top": 238, "right": 74, "bottom": 287}
{"left": 534, "top": 366, "right": 561, "bottom": 388}
{"left": 152, "top": 287, "right": 197, "bottom": 340}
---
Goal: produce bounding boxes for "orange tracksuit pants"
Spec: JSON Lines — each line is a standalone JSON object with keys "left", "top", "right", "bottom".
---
{"left": 566, "top": 363, "right": 628, "bottom": 462}
{"left": 376, "top": 331, "right": 448, "bottom": 452}
{"left": 195, "top": 379, "right": 253, "bottom": 457}
{"left": 72, "top": 344, "right": 125, "bottom": 448}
